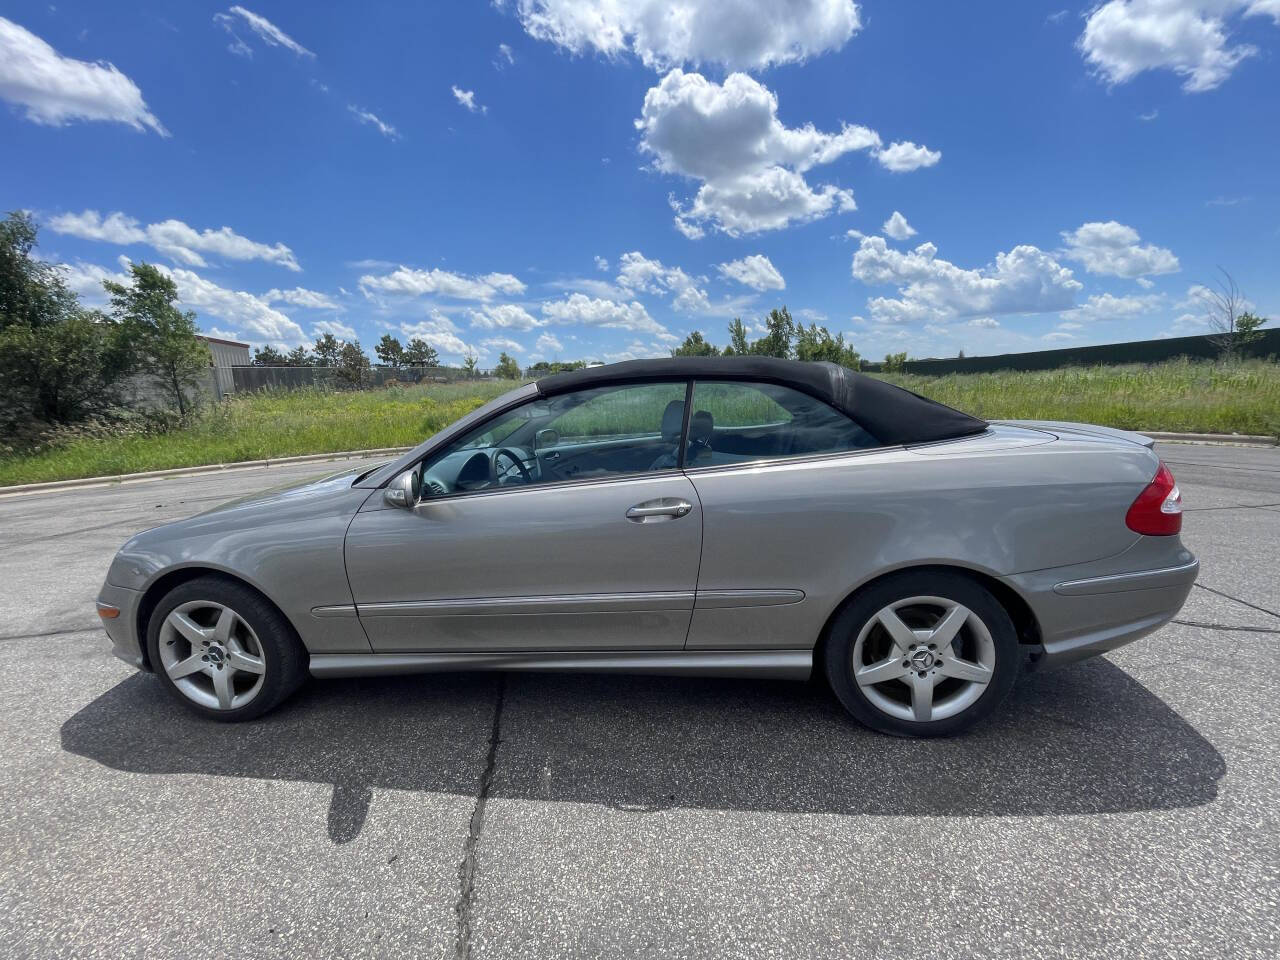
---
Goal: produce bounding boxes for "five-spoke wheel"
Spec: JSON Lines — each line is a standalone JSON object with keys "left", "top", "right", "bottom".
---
{"left": 158, "top": 600, "right": 267, "bottom": 711}
{"left": 825, "top": 572, "right": 1018, "bottom": 736}
{"left": 146, "top": 576, "right": 307, "bottom": 721}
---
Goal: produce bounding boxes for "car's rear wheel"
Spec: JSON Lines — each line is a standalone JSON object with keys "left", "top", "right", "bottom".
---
{"left": 824, "top": 571, "right": 1019, "bottom": 737}
{"left": 146, "top": 576, "right": 307, "bottom": 722}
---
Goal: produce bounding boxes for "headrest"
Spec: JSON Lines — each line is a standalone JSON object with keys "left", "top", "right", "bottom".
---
{"left": 660, "top": 399, "right": 685, "bottom": 439}
{"left": 689, "top": 410, "right": 714, "bottom": 444}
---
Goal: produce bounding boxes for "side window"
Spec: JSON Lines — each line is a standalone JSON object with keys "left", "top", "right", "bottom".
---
{"left": 419, "top": 381, "right": 688, "bottom": 496}
{"left": 686, "top": 381, "right": 879, "bottom": 467}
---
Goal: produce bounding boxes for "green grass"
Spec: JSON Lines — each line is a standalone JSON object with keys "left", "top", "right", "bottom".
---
{"left": 1, "top": 359, "right": 1276, "bottom": 487}
{"left": 878, "top": 358, "right": 1280, "bottom": 438}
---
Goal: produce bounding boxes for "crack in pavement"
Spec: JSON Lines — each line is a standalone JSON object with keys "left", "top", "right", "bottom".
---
{"left": 1193, "top": 582, "right": 1280, "bottom": 621}
{"left": 1183, "top": 502, "right": 1280, "bottom": 513}
{"left": 1173, "top": 619, "right": 1280, "bottom": 634}
{"left": 454, "top": 674, "right": 506, "bottom": 960}
{"left": 0, "top": 624, "right": 100, "bottom": 642}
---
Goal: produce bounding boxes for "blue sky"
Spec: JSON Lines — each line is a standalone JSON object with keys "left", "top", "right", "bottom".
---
{"left": 2, "top": 1, "right": 1277, "bottom": 365}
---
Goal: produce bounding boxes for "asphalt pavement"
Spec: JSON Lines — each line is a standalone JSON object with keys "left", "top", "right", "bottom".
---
{"left": 0, "top": 445, "right": 1277, "bottom": 959}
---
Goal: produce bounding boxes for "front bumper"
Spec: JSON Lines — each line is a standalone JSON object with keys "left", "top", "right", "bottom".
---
{"left": 96, "top": 581, "right": 146, "bottom": 670}
{"left": 1007, "top": 553, "right": 1199, "bottom": 668}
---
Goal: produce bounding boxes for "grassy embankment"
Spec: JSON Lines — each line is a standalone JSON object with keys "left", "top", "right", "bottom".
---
{"left": 1, "top": 359, "right": 1276, "bottom": 487}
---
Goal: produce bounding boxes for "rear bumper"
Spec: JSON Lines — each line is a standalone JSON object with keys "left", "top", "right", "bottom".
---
{"left": 96, "top": 581, "right": 146, "bottom": 670}
{"left": 1006, "top": 551, "right": 1198, "bottom": 668}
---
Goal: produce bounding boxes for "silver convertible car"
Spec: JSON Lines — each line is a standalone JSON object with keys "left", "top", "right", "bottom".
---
{"left": 97, "top": 357, "right": 1197, "bottom": 736}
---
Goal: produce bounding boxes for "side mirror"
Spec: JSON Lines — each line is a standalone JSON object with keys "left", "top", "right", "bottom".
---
{"left": 383, "top": 466, "right": 421, "bottom": 509}
{"left": 534, "top": 428, "right": 560, "bottom": 450}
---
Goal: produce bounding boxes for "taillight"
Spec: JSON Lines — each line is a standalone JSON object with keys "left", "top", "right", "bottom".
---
{"left": 1125, "top": 461, "right": 1182, "bottom": 536}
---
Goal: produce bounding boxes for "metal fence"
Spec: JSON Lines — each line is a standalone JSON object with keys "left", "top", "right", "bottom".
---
{"left": 217, "top": 364, "right": 484, "bottom": 396}
{"left": 862, "top": 328, "right": 1280, "bottom": 375}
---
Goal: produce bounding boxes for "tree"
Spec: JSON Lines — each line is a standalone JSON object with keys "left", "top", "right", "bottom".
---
{"left": 671, "top": 330, "right": 720, "bottom": 357}
{"left": 334, "top": 339, "right": 370, "bottom": 387}
{"left": 724, "top": 317, "right": 749, "bottom": 356}
{"left": 375, "top": 333, "right": 404, "bottom": 369}
{"left": 286, "top": 344, "right": 313, "bottom": 366}
{"left": 882, "top": 351, "right": 908, "bottom": 374}
{"left": 462, "top": 351, "right": 479, "bottom": 377}
{"left": 749, "top": 306, "right": 795, "bottom": 358}
{"left": 1202, "top": 268, "right": 1268, "bottom": 360}
{"left": 403, "top": 337, "right": 439, "bottom": 366}
{"left": 958, "top": 349, "right": 966, "bottom": 359}
{"left": 0, "top": 212, "right": 135, "bottom": 439}
{"left": 103, "top": 263, "right": 210, "bottom": 418}
{"left": 313, "top": 333, "right": 341, "bottom": 366}
{"left": 252, "top": 345, "right": 287, "bottom": 365}
{"left": 794, "top": 322, "right": 860, "bottom": 367}
{"left": 493, "top": 352, "right": 522, "bottom": 379}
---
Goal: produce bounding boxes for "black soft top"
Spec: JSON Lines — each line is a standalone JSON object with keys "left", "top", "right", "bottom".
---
{"left": 536, "top": 357, "right": 987, "bottom": 446}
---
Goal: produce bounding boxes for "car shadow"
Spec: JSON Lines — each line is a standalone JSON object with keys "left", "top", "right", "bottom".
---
{"left": 61, "top": 658, "right": 1224, "bottom": 844}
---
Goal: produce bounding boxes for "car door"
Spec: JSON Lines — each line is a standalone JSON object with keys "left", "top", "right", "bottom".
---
{"left": 344, "top": 380, "right": 702, "bottom": 653}
{"left": 678, "top": 379, "right": 887, "bottom": 651}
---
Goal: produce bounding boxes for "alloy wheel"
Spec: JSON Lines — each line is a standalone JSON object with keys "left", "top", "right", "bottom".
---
{"left": 850, "top": 595, "right": 995, "bottom": 724}
{"left": 157, "top": 600, "right": 267, "bottom": 711}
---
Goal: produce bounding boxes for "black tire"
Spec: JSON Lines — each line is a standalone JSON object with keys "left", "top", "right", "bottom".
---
{"left": 824, "top": 571, "right": 1019, "bottom": 737}
{"left": 146, "top": 575, "right": 308, "bottom": 722}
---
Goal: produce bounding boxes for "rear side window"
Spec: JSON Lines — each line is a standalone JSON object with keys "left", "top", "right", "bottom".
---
{"left": 686, "top": 380, "right": 880, "bottom": 467}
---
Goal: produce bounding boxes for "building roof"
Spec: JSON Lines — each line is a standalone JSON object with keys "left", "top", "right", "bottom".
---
{"left": 196, "top": 334, "right": 250, "bottom": 348}
{"left": 535, "top": 356, "right": 988, "bottom": 446}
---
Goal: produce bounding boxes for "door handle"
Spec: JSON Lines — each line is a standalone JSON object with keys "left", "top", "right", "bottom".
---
{"left": 626, "top": 498, "right": 692, "bottom": 522}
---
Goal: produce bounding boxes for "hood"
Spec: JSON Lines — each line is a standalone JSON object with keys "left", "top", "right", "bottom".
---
{"left": 198, "top": 464, "right": 378, "bottom": 516}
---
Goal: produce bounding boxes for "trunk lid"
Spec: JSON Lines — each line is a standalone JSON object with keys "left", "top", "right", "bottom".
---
{"left": 992, "top": 419, "right": 1155, "bottom": 449}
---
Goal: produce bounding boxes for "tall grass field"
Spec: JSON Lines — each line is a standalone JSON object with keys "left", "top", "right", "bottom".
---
{"left": 1, "top": 359, "right": 1276, "bottom": 487}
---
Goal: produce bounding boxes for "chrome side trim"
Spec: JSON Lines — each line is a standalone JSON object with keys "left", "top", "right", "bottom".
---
{"left": 311, "top": 604, "right": 359, "bottom": 619}
{"left": 694, "top": 589, "right": 805, "bottom": 609}
{"left": 309, "top": 649, "right": 813, "bottom": 681}
{"left": 1053, "top": 559, "right": 1200, "bottom": 597}
{"left": 356, "top": 591, "right": 695, "bottom": 618}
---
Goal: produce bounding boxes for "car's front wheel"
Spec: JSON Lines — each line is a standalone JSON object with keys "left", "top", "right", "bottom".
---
{"left": 146, "top": 576, "right": 307, "bottom": 721}
{"left": 824, "top": 571, "right": 1019, "bottom": 737}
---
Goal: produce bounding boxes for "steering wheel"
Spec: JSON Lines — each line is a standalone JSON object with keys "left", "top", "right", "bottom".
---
{"left": 490, "top": 448, "right": 533, "bottom": 485}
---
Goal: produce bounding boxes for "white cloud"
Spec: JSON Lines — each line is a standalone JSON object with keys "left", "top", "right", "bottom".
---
{"left": 399, "top": 311, "right": 478, "bottom": 361}
{"left": 882, "top": 211, "right": 917, "bottom": 241}
{"left": 349, "top": 105, "right": 400, "bottom": 140}
{"left": 535, "top": 332, "right": 564, "bottom": 353}
{"left": 852, "top": 236, "right": 1082, "bottom": 323}
{"left": 616, "top": 251, "right": 710, "bottom": 312}
{"left": 56, "top": 259, "right": 130, "bottom": 304}
{"left": 1061, "top": 291, "right": 1165, "bottom": 323}
{"left": 510, "top": 0, "right": 862, "bottom": 72}
{"left": 603, "top": 339, "right": 670, "bottom": 362}
{"left": 540, "top": 293, "right": 673, "bottom": 339}
{"left": 213, "top": 6, "right": 314, "bottom": 59}
{"left": 844, "top": 228, "right": 865, "bottom": 240}
{"left": 0, "top": 17, "right": 167, "bottom": 134}
{"left": 468, "top": 304, "right": 541, "bottom": 331}
{"left": 1060, "top": 220, "right": 1180, "bottom": 277}
{"left": 163, "top": 266, "right": 307, "bottom": 345}
{"left": 638, "top": 69, "right": 935, "bottom": 236}
{"left": 969, "top": 317, "right": 1000, "bottom": 328}
{"left": 717, "top": 254, "right": 785, "bottom": 291}
{"left": 1043, "top": 331, "right": 1075, "bottom": 341}
{"left": 1078, "top": 1, "right": 1279, "bottom": 93}
{"left": 310, "top": 319, "right": 357, "bottom": 340}
{"left": 49, "top": 210, "right": 301, "bottom": 271}
{"left": 452, "top": 85, "right": 486, "bottom": 114}
{"left": 263, "top": 287, "right": 341, "bottom": 309}
{"left": 594, "top": 255, "right": 610, "bottom": 271}
{"left": 875, "top": 141, "right": 941, "bottom": 173}
{"left": 495, "top": 43, "right": 515, "bottom": 68}
{"left": 481, "top": 336, "right": 526, "bottom": 353}
{"left": 359, "top": 266, "right": 526, "bottom": 301}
